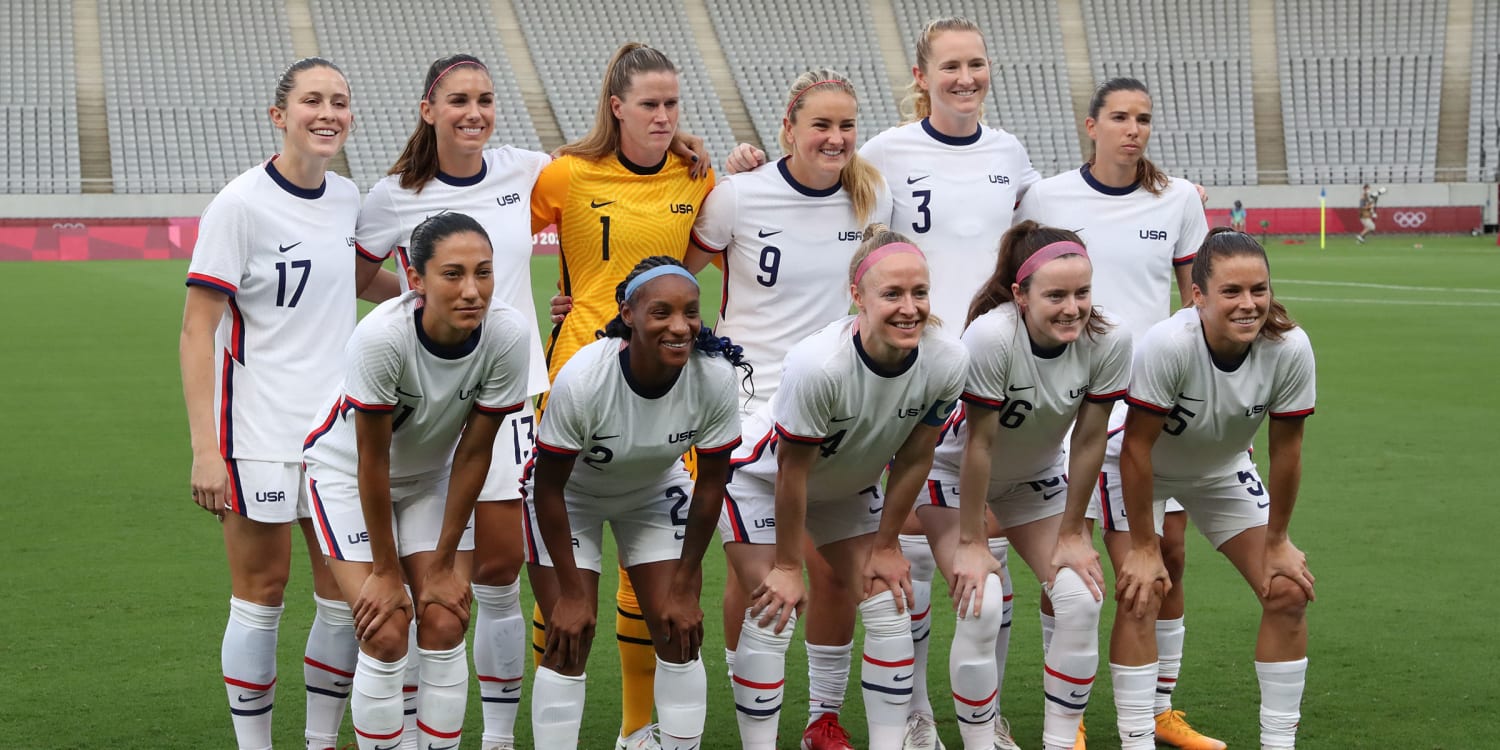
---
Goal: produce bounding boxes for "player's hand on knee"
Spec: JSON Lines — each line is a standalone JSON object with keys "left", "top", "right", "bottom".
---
{"left": 1116, "top": 543, "right": 1169, "bottom": 617}
{"left": 190, "top": 452, "right": 230, "bottom": 517}
{"left": 949, "top": 538, "right": 1002, "bottom": 618}
{"left": 1050, "top": 529, "right": 1105, "bottom": 601}
{"left": 549, "top": 294, "right": 573, "bottom": 324}
{"left": 419, "top": 565, "right": 473, "bottom": 629}
{"left": 354, "top": 569, "right": 411, "bottom": 642}
{"left": 1261, "top": 537, "right": 1315, "bottom": 603}
{"left": 725, "top": 143, "right": 768, "bottom": 174}
{"left": 750, "top": 564, "right": 805, "bottom": 634}
{"left": 659, "top": 585, "right": 705, "bottom": 662}
{"left": 543, "top": 594, "right": 595, "bottom": 672}
{"left": 863, "top": 544, "right": 913, "bottom": 614}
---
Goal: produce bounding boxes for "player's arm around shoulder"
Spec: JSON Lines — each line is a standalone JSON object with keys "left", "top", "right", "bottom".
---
{"left": 530, "top": 155, "right": 574, "bottom": 234}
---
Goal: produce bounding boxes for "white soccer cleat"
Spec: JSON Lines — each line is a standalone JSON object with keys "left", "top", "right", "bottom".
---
{"left": 993, "top": 716, "right": 1024, "bottom": 750}
{"left": 616, "top": 723, "right": 662, "bottom": 750}
{"left": 902, "top": 711, "right": 946, "bottom": 750}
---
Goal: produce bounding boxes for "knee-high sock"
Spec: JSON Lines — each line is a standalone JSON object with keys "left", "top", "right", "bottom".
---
{"left": 416, "top": 643, "right": 467, "bottom": 748}
{"left": 988, "top": 538, "right": 1013, "bottom": 719}
{"left": 616, "top": 569, "right": 656, "bottom": 737}
{"left": 1040, "top": 612, "right": 1056, "bottom": 656}
{"left": 352, "top": 651, "right": 406, "bottom": 750}
{"left": 1256, "top": 658, "right": 1307, "bottom": 749}
{"left": 1154, "top": 617, "right": 1185, "bottom": 713}
{"left": 304, "top": 595, "right": 357, "bottom": 750}
{"left": 531, "top": 667, "right": 586, "bottom": 748}
{"left": 1042, "top": 568, "right": 1102, "bottom": 750}
{"left": 859, "top": 591, "right": 915, "bottom": 750}
{"left": 473, "top": 582, "right": 524, "bottom": 747}
{"left": 1111, "top": 662, "right": 1159, "bottom": 750}
{"left": 733, "top": 610, "right": 794, "bottom": 750}
{"left": 655, "top": 657, "right": 707, "bottom": 750}
{"left": 949, "top": 574, "right": 1002, "bottom": 750}
{"left": 900, "top": 534, "right": 936, "bottom": 718}
{"left": 806, "top": 640, "right": 852, "bottom": 722}
{"left": 223, "top": 597, "right": 281, "bottom": 750}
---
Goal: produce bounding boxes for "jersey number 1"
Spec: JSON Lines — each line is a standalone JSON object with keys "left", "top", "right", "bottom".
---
{"left": 599, "top": 215, "right": 611, "bottom": 260}
{"left": 275, "top": 260, "right": 311, "bottom": 307}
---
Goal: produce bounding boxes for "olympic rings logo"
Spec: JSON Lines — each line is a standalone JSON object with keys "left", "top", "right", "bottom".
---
{"left": 51, "top": 222, "right": 87, "bottom": 231}
{"left": 1392, "top": 211, "right": 1427, "bottom": 228}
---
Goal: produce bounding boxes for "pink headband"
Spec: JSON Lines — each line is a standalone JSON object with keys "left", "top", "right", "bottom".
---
{"left": 853, "top": 242, "right": 926, "bottom": 286}
{"left": 1016, "top": 241, "right": 1088, "bottom": 284}
{"left": 425, "top": 60, "right": 487, "bottom": 102}
{"left": 785, "top": 79, "right": 846, "bottom": 122}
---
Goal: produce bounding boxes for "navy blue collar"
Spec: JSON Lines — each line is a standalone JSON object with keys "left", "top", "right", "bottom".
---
{"left": 854, "top": 331, "right": 919, "bottom": 378}
{"left": 618, "top": 346, "right": 682, "bottom": 399}
{"left": 920, "top": 117, "right": 982, "bottom": 146}
{"left": 1201, "top": 326, "right": 1251, "bottom": 373}
{"left": 1080, "top": 163, "right": 1138, "bottom": 196}
{"left": 436, "top": 159, "right": 487, "bottom": 187}
{"left": 778, "top": 157, "right": 841, "bottom": 198}
{"left": 414, "top": 307, "right": 482, "bottom": 360}
{"left": 265, "top": 156, "right": 326, "bottom": 199}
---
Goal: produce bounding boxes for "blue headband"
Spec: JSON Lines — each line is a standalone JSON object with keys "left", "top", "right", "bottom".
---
{"left": 623, "top": 265, "right": 698, "bottom": 301}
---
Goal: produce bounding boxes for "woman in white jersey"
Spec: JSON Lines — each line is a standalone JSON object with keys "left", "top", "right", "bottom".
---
{"left": 685, "top": 69, "right": 892, "bottom": 750}
{"left": 353, "top": 53, "right": 552, "bottom": 750}
{"left": 920, "top": 222, "right": 1129, "bottom": 750}
{"left": 523, "top": 256, "right": 748, "bottom": 749}
{"left": 1017, "top": 76, "right": 1217, "bottom": 750}
{"left": 302, "top": 212, "right": 531, "bottom": 750}
{"left": 1112, "top": 228, "right": 1315, "bottom": 750}
{"left": 719, "top": 225, "right": 966, "bottom": 750}
{"left": 179, "top": 57, "right": 364, "bottom": 750}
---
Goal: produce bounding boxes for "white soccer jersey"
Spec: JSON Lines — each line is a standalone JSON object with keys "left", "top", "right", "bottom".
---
{"left": 187, "top": 158, "right": 360, "bottom": 463}
{"left": 526, "top": 337, "right": 742, "bottom": 498}
{"left": 860, "top": 119, "right": 1041, "bottom": 327}
{"left": 1126, "top": 308, "right": 1316, "bottom": 481}
{"left": 356, "top": 147, "right": 552, "bottom": 395}
{"left": 303, "top": 292, "right": 530, "bottom": 479}
{"left": 730, "top": 317, "right": 966, "bottom": 499}
{"left": 1016, "top": 165, "right": 1207, "bottom": 347}
{"left": 690, "top": 157, "right": 893, "bottom": 412}
{"left": 932, "top": 304, "right": 1132, "bottom": 482}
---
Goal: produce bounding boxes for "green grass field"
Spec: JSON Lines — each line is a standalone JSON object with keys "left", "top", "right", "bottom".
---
{"left": 3, "top": 233, "right": 1497, "bottom": 748}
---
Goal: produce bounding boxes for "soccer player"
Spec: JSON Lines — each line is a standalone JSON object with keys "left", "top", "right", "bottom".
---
{"left": 922, "top": 222, "right": 1129, "bottom": 750}
{"left": 528, "top": 41, "right": 716, "bottom": 750}
{"left": 1355, "top": 184, "right": 1378, "bottom": 243}
{"left": 302, "top": 212, "right": 531, "bottom": 750}
{"left": 354, "top": 54, "right": 552, "bottom": 750}
{"left": 1017, "top": 76, "right": 1216, "bottom": 750}
{"left": 1113, "top": 228, "right": 1316, "bottom": 750}
{"left": 523, "top": 256, "right": 747, "bottom": 749}
{"left": 720, "top": 225, "right": 967, "bottom": 750}
{"left": 179, "top": 57, "right": 364, "bottom": 750}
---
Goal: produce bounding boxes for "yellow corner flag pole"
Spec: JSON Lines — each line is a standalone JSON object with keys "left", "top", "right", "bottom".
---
{"left": 1319, "top": 188, "right": 1326, "bottom": 249}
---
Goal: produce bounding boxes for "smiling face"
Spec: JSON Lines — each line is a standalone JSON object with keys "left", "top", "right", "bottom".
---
{"left": 621, "top": 274, "right": 701, "bottom": 371}
{"left": 852, "top": 252, "right": 930, "bottom": 360}
{"left": 1192, "top": 253, "right": 1271, "bottom": 357}
{"left": 1086, "top": 88, "right": 1152, "bottom": 171}
{"left": 407, "top": 230, "right": 494, "bottom": 342}
{"left": 1013, "top": 255, "right": 1093, "bottom": 348}
{"left": 611, "top": 70, "right": 680, "bottom": 164}
{"left": 915, "top": 29, "right": 989, "bottom": 128}
{"left": 422, "top": 66, "right": 495, "bottom": 161}
{"left": 270, "top": 65, "right": 352, "bottom": 162}
{"left": 784, "top": 88, "right": 857, "bottom": 188}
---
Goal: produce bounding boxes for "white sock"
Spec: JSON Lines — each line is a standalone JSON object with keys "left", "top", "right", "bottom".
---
{"left": 473, "top": 582, "right": 524, "bottom": 747}
{"left": 1256, "top": 658, "right": 1307, "bottom": 749}
{"left": 901, "top": 534, "right": 936, "bottom": 718}
{"left": 806, "top": 640, "right": 852, "bottom": 721}
{"left": 304, "top": 595, "right": 357, "bottom": 750}
{"left": 990, "top": 543, "right": 1013, "bottom": 720}
{"left": 733, "top": 610, "right": 793, "bottom": 750}
{"left": 531, "top": 666, "right": 585, "bottom": 748}
{"left": 859, "top": 591, "right": 914, "bottom": 750}
{"left": 949, "top": 573, "right": 1001, "bottom": 750}
{"left": 655, "top": 657, "right": 707, "bottom": 749}
{"left": 1040, "top": 612, "right": 1057, "bottom": 656}
{"left": 223, "top": 597, "right": 281, "bottom": 750}
{"left": 416, "top": 643, "right": 467, "bottom": 748}
{"left": 724, "top": 646, "right": 736, "bottom": 681}
{"left": 1042, "top": 568, "right": 1102, "bottom": 750}
{"left": 401, "top": 587, "right": 419, "bottom": 750}
{"left": 1155, "top": 617, "right": 1185, "bottom": 714}
{"left": 1110, "top": 662, "right": 1159, "bottom": 749}
{"left": 352, "top": 650, "right": 406, "bottom": 750}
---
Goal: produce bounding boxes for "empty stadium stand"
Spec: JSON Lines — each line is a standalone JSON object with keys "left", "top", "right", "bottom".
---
{"left": 3, "top": 1, "right": 82, "bottom": 193}
{"left": 1467, "top": 0, "right": 1497, "bottom": 181}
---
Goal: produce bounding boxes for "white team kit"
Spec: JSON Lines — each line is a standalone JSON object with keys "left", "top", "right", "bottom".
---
{"left": 691, "top": 157, "right": 893, "bottom": 411}
{"left": 721, "top": 317, "right": 967, "bottom": 546}
{"left": 926, "top": 304, "right": 1132, "bottom": 529}
{"left": 520, "top": 337, "right": 742, "bottom": 572}
{"left": 1124, "top": 308, "right": 1316, "bottom": 547}
{"left": 186, "top": 157, "right": 360, "bottom": 523}
{"left": 302, "top": 292, "right": 531, "bottom": 561}
{"left": 859, "top": 119, "right": 1041, "bottom": 327}
{"left": 356, "top": 146, "right": 553, "bottom": 500}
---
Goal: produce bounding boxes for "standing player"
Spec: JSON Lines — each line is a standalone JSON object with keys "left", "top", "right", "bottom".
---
{"left": 1017, "top": 76, "right": 1216, "bottom": 750}
{"left": 524, "top": 257, "right": 747, "bottom": 749}
{"left": 721, "top": 225, "right": 967, "bottom": 750}
{"left": 1112, "top": 228, "right": 1315, "bottom": 750}
{"left": 528, "top": 41, "right": 716, "bottom": 750}
{"left": 179, "top": 57, "right": 364, "bottom": 750}
{"left": 303, "top": 212, "right": 531, "bottom": 750}
{"left": 921, "top": 223, "right": 1128, "bottom": 750}
{"left": 354, "top": 53, "right": 551, "bottom": 750}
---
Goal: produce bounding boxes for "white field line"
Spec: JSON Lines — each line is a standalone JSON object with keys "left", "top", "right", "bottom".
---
{"left": 1277, "top": 279, "right": 1500, "bottom": 294}
{"left": 1278, "top": 295, "right": 1500, "bottom": 308}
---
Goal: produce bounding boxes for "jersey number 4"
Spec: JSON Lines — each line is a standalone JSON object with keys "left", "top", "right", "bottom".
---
{"left": 275, "top": 260, "right": 311, "bottom": 307}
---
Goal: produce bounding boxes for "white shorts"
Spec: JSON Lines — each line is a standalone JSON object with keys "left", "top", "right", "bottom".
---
{"left": 226, "top": 459, "right": 309, "bottom": 524}
{"left": 1158, "top": 467, "right": 1271, "bottom": 549}
{"left": 522, "top": 476, "right": 693, "bottom": 572}
{"left": 478, "top": 402, "right": 537, "bottom": 502}
{"left": 922, "top": 463, "right": 1068, "bottom": 530}
{"left": 1360, "top": 217, "right": 1376, "bottom": 232}
{"left": 1086, "top": 428, "right": 1183, "bottom": 532}
{"left": 719, "top": 475, "right": 883, "bottom": 547}
{"left": 305, "top": 464, "right": 475, "bottom": 562}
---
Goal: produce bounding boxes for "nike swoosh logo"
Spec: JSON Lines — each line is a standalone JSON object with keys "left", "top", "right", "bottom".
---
{"left": 757, "top": 229, "right": 782, "bottom": 238}
{"left": 590, "top": 200, "right": 615, "bottom": 209}
{"left": 1008, "top": 384, "right": 1034, "bottom": 391}
{"left": 754, "top": 695, "right": 776, "bottom": 703}
{"left": 375, "top": 744, "right": 400, "bottom": 750}
{"left": 501, "top": 685, "right": 520, "bottom": 694}
{"left": 591, "top": 433, "right": 619, "bottom": 441}
{"left": 1177, "top": 392, "right": 1205, "bottom": 402}
{"left": 1043, "top": 489, "right": 1065, "bottom": 500}
{"left": 428, "top": 744, "right": 458, "bottom": 750}
{"left": 235, "top": 694, "right": 261, "bottom": 703}
{"left": 1256, "top": 500, "right": 1270, "bottom": 509}
{"left": 971, "top": 709, "right": 992, "bottom": 719}
{"left": 831, "top": 416, "right": 856, "bottom": 423}
{"left": 395, "top": 387, "right": 422, "bottom": 399}
{"left": 333, "top": 680, "right": 352, "bottom": 688}
{"left": 906, "top": 175, "right": 929, "bottom": 184}
{"left": 1128, "top": 730, "right": 1152, "bottom": 738}
{"left": 674, "top": 531, "right": 686, "bottom": 540}
{"left": 1069, "top": 689, "right": 1089, "bottom": 698}
{"left": 278, "top": 242, "right": 301, "bottom": 253}
{"left": 893, "top": 672, "right": 913, "bottom": 682}
{"left": 868, "top": 505, "right": 883, "bottom": 515}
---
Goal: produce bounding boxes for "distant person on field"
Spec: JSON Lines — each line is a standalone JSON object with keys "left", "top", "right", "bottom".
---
{"left": 1356, "top": 185, "right": 1377, "bottom": 243}
{"left": 1230, "top": 200, "right": 1247, "bottom": 233}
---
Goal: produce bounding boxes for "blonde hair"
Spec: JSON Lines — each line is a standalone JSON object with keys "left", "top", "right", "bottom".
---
{"left": 779, "top": 70, "right": 884, "bottom": 225}
{"left": 901, "top": 17, "right": 988, "bottom": 123}
{"left": 557, "top": 43, "right": 677, "bottom": 161}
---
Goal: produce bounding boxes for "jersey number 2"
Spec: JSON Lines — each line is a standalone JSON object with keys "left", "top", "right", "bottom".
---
{"left": 275, "top": 260, "right": 311, "bottom": 307}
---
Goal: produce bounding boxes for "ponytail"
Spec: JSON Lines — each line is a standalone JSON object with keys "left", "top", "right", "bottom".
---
{"left": 390, "top": 54, "right": 490, "bottom": 192}
{"left": 780, "top": 70, "right": 886, "bottom": 225}
{"left": 967, "top": 221, "right": 1109, "bottom": 337}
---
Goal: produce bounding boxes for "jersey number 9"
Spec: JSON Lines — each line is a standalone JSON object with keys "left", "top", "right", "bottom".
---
{"left": 757, "top": 245, "right": 780, "bottom": 287}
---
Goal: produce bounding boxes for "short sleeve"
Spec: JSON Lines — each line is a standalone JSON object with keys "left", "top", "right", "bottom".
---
{"left": 343, "top": 323, "right": 402, "bottom": 413}
{"left": 922, "top": 343, "right": 967, "bottom": 426}
{"left": 1269, "top": 330, "right": 1316, "bottom": 418}
{"left": 186, "top": 192, "right": 250, "bottom": 295}
{"left": 1086, "top": 327, "right": 1133, "bottom": 402}
{"left": 530, "top": 157, "right": 572, "bottom": 234}
{"left": 1125, "top": 325, "right": 1184, "bottom": 415}
{"left": 957, "top": 314, "right": 1013, "bottom": 410}
{"left": 694, "top": 359, "right": 743, "bottom": 454}
{"left": 1173, "top": 185, "right": 1209, "bottom": 266}
{"left": 1013, "top": 180, "right": 1045, "bottom": 225}
{"left": 772, "top": 352, "right": 836, "bottom": 444}
{"left": 354, "top": 181, "right": 403, "bottom": 263}
{"left": 535, "top": 361, "right": 589, "bottom": 456}
{"left": 474, "top": 309, "right": 530, "bottom": 417}
{"left": 690, "top": 179, "right": 736, "bottom": 253}
{"left": 873, "top": 180, "right": 895, "bottom": 226}
{"left": 1014, "top": 153, "right": 1042, "bottom": 203}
